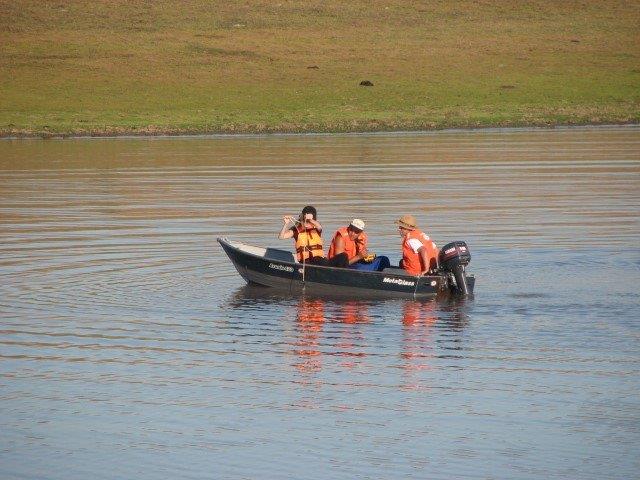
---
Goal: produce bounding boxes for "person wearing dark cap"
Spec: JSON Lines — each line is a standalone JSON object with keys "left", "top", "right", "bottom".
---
{"left": 279, "top": 205, "right": 325, "bottom": 263}
{"left": 279, "top": 206, "right": 348, "bottom": 267}
{"left": 395, "top": 214, "right": 439, "bottom": 276}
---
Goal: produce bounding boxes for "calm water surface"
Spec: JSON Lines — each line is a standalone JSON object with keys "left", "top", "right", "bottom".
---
{"left": 1, "top": 127, "right": 639, "bottom": 479}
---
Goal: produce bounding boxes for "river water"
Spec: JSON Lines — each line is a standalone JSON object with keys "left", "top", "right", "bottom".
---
{"left": 1, "top": 127, "right": 639, "bottom": 479}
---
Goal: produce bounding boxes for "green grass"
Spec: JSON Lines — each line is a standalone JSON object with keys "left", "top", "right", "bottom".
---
{"left": 1, "top": 0, "right": 639, "bottom": 136}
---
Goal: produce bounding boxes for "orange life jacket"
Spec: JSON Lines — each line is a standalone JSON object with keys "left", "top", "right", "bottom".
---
{"left": 401, "top": 229, "right": 439, "bottom": 275}
{"left": 328, "top": 227, "right": 368, "bottom": 261}
{"left": 294, "top": 225, "right": 324, "bottom": 262}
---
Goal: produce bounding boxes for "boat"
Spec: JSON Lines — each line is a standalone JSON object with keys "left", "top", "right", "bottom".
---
{"left": 218, "top": 237, "right": 475, "bottom": 299}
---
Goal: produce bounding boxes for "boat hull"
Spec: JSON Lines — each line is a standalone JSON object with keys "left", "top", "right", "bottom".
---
{"left": 218, "top": 237, "right": 474, "bottom": 299}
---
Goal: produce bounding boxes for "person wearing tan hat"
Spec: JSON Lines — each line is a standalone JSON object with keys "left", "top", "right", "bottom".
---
{"left": 395, "top": 214, "right": 439, "bottom": 276}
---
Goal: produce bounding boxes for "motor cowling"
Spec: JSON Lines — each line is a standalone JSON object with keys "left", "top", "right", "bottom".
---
{"left": 438, "top": 241, "right": 471, "bottom": 295}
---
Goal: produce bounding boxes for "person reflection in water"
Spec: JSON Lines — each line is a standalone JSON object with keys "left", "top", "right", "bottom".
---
{"left": 336, "top": 300, "right": 370, "bottom": 325}
{"left": 400, "top": 298, "right": 470, "bottom": 389}
{"left": 292, "top": 297, "right": 325, "bottom": 373}
{"left": 402, "top": 299, "right": 437, "bottom": 327}
{"left": 400, "top": 300, "right": 438, "bottom": 386}
{"left": 292, "top": 298, "right": 371, "bottom": 374}
{"left": 333, "top": 301, "right": 370, "bottom": 370}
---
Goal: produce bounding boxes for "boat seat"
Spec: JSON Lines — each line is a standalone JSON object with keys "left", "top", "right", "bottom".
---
{"left": 381, "top": 267, "right": 414, "bottom": 276}
{"left": 265, "top": 248, "right": 296, "bottom": 263}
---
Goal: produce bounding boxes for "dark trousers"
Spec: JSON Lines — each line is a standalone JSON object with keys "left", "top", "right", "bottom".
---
{"left": 308, "top": 253, "right": 349, "bottom": 268}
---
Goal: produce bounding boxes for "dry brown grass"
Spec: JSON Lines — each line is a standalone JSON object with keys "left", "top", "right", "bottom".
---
{"left": 1, "top": 0, "right": 639, "bottom": 136}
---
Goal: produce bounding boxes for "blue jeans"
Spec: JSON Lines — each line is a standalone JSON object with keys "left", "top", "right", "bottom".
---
{"left": 349, "top": 256, "right": 391, "bottom": 271}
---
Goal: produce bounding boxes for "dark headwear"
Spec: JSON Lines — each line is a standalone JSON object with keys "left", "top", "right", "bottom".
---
{"left": 301, "top": 205, "right": 317, "bottom": 220}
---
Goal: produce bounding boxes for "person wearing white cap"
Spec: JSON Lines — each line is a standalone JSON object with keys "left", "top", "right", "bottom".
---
{"left": 328, "top": 218, "right": 369, "bottom": 266}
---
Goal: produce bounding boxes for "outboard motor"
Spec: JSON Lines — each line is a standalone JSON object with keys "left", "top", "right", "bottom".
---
{"left": 438, "top": 241, "right": 472, "bottom": 295}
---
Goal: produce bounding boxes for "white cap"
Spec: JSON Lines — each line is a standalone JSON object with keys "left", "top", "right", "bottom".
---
{"left": 350, "top": 218, "right": 365, "bottom": 231}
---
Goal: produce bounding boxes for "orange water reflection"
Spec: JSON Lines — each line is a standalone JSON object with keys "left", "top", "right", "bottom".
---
{"left": 400, "top": 300, "right": 438, "bottom": 383}
{"left": 400, "top": 298, "right": 470, "bottom": 390}
{"left": 291, "top": 298, "right": 372, "bottom": 373}
{"left": 290, "top": 296, "right": 470, "bottom": 376}
{"left": 292, "top": 298, "right": 326, "bottom": 373}
{"left": 331, "top": 301, "right": 370, "bottom": 371}
{"left": 228, "top": 286, "right": 468, "bottom": 377}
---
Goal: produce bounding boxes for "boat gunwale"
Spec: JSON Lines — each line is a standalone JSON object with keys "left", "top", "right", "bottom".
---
{"left": 218, "top": 236, "right": 428, "bottom": 280}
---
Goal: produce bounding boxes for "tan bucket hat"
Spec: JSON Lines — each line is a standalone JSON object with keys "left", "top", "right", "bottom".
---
{"left": 395, "top": 214, "right": 417, "bottom": 230}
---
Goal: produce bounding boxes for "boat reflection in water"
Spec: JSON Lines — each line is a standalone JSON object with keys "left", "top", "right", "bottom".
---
{"left": 226, "top": 285, "right": 471, "bottom": 377}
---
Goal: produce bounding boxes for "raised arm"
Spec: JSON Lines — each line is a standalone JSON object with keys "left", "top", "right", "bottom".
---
{"left": 279, "top": 215, "right": 296, "bottom": 239}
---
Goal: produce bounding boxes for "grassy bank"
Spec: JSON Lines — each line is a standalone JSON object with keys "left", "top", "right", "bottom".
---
{"left": 1, "top": 0, "right": 639, "bottom": 137}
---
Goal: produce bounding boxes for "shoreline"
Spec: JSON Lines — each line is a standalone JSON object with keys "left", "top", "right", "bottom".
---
{"left": 4, "top": 1, "right": 638, "bottom": 143}
{"left": 2, "top": 120, "right": 638, "bottom": 141}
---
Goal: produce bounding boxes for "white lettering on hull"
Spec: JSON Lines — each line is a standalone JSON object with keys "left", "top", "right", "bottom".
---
{"left": 269, "top": 263, "right": 294, "bottom": 273}
{"left": 382, "top": 277, "right": 415, "bottom": 287}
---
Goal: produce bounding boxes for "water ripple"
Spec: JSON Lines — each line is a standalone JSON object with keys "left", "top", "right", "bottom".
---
{"left": 1, "top": 128, "right": 639, "bottom": 480}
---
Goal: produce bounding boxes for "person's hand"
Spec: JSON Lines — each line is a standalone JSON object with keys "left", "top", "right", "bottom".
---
{"left": 283, "top": 215, "right": 295, "bottom": 225}
{"left": 362, "top": 252, "right": 376, "bottom": 263}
